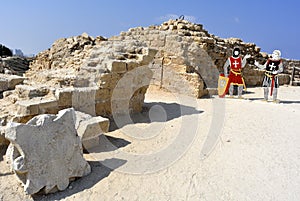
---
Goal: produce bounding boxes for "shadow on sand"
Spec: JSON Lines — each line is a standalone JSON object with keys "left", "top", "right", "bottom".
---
{"left": 0, "top": 145, "right": 8, "bottom": 162}
{"left": 32, "top": 158, "right": 127, "bottom": 201}
{"left": 109, "top": 101, "right": 203, "bottom": 131}
{"left": 248, "top": 98, "right": 300, "bottom": 104}
{"left": 84, "top": 135, "right": 131, "bottom": 153}
{"left": 278, "top": 100, "right": 300, "bottom": 104}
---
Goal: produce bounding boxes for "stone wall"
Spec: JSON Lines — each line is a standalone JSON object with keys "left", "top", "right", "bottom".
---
{"left": 110, "top": 21, "right": 216, "bottom": 97}
{"left": 282, "top": 60, "right": 300, "bottom": 84}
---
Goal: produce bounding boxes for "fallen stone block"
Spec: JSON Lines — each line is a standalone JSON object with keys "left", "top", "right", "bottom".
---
{"left": 5, "top": 108, "right": 91, "bottom": 195}
{"left": 75, "top": 111, "right": 109, "bottom": 149}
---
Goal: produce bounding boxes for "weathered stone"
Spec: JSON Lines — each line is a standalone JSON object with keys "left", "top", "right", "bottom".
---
{"left": 0, "top": 78, "right": 8, "bottom": 92}
{"left": 16, "top": 100, "right": 39, "bottom": 116}
{"left": 111, "top": 61, "right": 127, "bottom": 73}
{"left": 72, "top": 87, "right": 97, "bottom": 116}
{"left": 75, "top": 111, "right": 110, "bottom": 149}
{"left": 55, "top": 87, "right": 75, "bottom": 107}
{"left": 7, "top": 75, "right": 26, "bottom": 90}
{"left": 5, "top": 108, "right": 91, "bottom": 195}
{"left": 15, "top": 85, "right": 49, "bottom": 99}
{"left": 278, "top": 74, "right": 291, "bottom": 85}
{"left": 38, "top": 98, "right": 59, "bottom": 114}
{"left": 16, "top": 98, "right": 58, "bottom": 116}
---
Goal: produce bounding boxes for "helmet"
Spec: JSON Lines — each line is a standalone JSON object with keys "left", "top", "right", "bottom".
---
{"left": 272, "top": 50, "right": 281, "bottom": 60}
{"left": 272, "top": 50, "right": 281, "bottom": 57}
{"left": 232, "top": 47, "right": 241, "bottom": 58}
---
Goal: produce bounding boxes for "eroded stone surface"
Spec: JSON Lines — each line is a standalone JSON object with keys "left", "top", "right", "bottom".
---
{"left": 5, "top": 108, "right": 91, "bottom": 195}
{"left": 74, "top": 111, "right": 109, "bottom": 149}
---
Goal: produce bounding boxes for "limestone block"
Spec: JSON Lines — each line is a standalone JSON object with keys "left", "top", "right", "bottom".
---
{"left": 111, "top": 61, "right": 127, "bottom": 73}
{"left": 55, "top": 87, "right": 75, "bottom": 107}
{"left": 126, "top": 62, "right": 139, "bottom": 71}
{"left": 95, "top": 100, "right": 111, "bottom": 116}
{"left": 72, "top": 87, "right": 97, "bottom": 116}
{"left": 0, "top": 74, "right": 25, "bottom": 92}
{"left": 95, "top": 88, "right": 111, "bottom": 101}
{"left": 38, "top": 98, "right": 59, "bottom": 114}
{"left": 16, "top": 98, "right": 58, "bottom": 116}
{"left": 7, "top": 75, "right": 26, "bottom": 90}
{"left": 77, "top": 116, "right": 109, "bottom": 149}
{"left": 99, "top": 73, "right": 112, "bottom": 83}
{"left": 98, "top": 73, "right": 112, "bottom": 88}
{"left": 150, "top": 39, "right": 165, "bottom": 48}
{"left": 76, "top": 111, "right": 110, "bottom": 149}
{"left": 278, "top": 74, "right": 290, "bottom": 85}
{"left": 15, "top": 85, "right": 49, "bottom": 99}
{"left": 0, "top": 78, "right": 8, "bottom": 92}
{"left": 74, "top": 111, "right": 92, "bottom": 130}
{"left": 5, "top": 108, "right": 91, "bottom": 195}
{"left": 16, "top": 100, "right": 39, "bottom": 116}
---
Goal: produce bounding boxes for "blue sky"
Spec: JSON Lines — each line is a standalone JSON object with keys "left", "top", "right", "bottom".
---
{"left": 1, "top": 0, "right": 299, "bottom": 59}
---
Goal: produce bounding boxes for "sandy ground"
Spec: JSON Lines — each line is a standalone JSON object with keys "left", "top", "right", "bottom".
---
{"left": 1, "top": 85, "right": 300, "bottom": 201}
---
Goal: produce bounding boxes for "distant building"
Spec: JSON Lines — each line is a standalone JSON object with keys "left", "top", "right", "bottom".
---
{"left": 14, "top": 49, "right": 24, "bottom": 57}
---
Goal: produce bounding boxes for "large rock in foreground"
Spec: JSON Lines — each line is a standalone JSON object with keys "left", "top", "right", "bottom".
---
{"left": 5, "top": 108, "right": 91, "bottom": 195}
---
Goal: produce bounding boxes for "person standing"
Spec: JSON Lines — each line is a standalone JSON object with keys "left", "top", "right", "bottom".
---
{"left": 254, "top": 50, "right": 284, "bottom": 103}
{"left": 223, "top": 47, "right": 251, "bottom": 98}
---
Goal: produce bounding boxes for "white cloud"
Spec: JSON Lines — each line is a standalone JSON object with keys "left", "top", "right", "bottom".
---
{"left": 158, "top": 14, "right": 197, "bottom": 23}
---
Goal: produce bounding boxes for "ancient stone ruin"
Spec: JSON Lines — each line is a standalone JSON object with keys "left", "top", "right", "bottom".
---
{"left": 111, "top": 19, "right": 294, "bottom": 97}
{"left": 0, "top": 19, "right": 300, "bottom": 196}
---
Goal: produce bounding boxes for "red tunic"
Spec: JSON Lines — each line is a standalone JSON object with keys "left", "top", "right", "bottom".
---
{"left": 228, "top": 56, "right": 244, "bottom": 85}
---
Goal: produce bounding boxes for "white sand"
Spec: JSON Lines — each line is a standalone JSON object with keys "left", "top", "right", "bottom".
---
{"left": 1, "top": 85, "right": 300, "bottom": 201}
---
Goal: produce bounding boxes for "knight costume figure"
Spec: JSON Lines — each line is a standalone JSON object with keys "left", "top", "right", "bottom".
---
{"left": 223, "top": 47, "right": 251, "bottom": 98}
{"left": 254, "top": 50, "right": 284, "bottom": 103}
